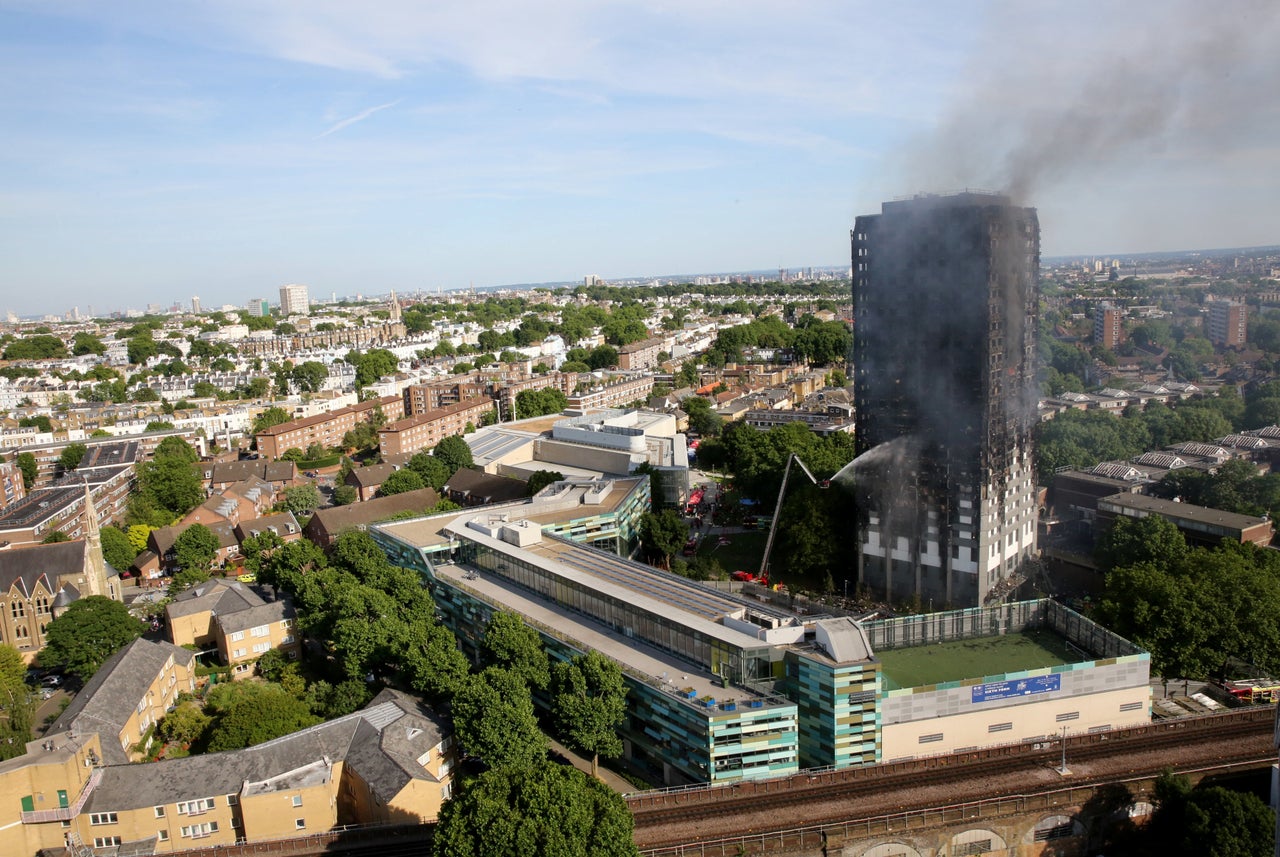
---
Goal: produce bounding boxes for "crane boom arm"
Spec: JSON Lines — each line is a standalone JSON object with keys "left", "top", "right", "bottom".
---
{"left": 757, "top": 452, "right": 821, "bottom": 579}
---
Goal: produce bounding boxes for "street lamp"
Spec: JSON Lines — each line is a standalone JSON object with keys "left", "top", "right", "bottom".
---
{"left": 1057, "top": 726, "right": 1070, "bottom": 776}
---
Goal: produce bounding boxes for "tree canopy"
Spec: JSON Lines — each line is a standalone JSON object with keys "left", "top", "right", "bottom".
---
{"left": 377, "top": 468, "right": 425, "bottom": 497}
{"left": 283, "top": 484, "right": 320, "bottom": 514}
{"left": 58, "top": 442, "right": 87, "bottom": 472}
{"left": 129, "top": 437, "right": 205, "bottom": 526}
{"left": 41, "top": 596, "right": 145, "bottom": 681}
{"left": 452, "top": 667, "right": 547, "bottom": 769}
{"left": 550, "top": 651, "right": 627, "bottom": 779}
{"left": 15, "top": 452, "right": 37, "bottom": 490}
{"left": 346, "top": 348, "right": 398, "bottom": 389}
{"left": 433, "top": 435, "right": 474, "bottom": 474}
{"left": 515, "top": 387, "right": 569, "bottom": 419}
{"left": 700, "top": 421, "right": 855, "bottom": 503}
{"left": 0, "top": 644, "right": 34, "bottom": 760}
{"left": 407, "top": 450, "right": 453, "bottom": 490}
{"left": 432, "top": 761, "right": 640, "bottom": 857}
{"left": 257, "top": 530, "right": 469, "bottom": 697}
{"left": 1146, "top": 771, "right": 1275, "bottom": 857}
{"left": 480, "top": 611, "right": 550, "bottom": 691}
{"left": 1098, "top": 535, "right": 1280, "bottom": 680}
{"left": 98, "top": 527, "right": 137, "bottom": 574}
{"left": 3, "top": 334, "right": 68, "bottom": 360}
{"left": 638, "top": 509, "right": 688, "bottom": 571}
{"left": 525, "top": 470, "right": 564, "bottom": 496}
{"left": 290, "top": 360, "right": 328, "bottom": 393}
{"left": 682, "top": 395, "right": 723, "bottom": 438}
{"left": 252, "top": 406, "right": 292, "bottom": 434}
{"left": 203, "top": 681, "right": 321, "bottom": 752}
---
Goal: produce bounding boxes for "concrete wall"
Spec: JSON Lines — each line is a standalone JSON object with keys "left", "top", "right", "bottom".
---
{"left": 880, "top": 657, "right": 1150, "bottom": 762}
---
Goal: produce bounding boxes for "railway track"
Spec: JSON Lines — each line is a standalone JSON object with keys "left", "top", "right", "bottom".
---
{"left": 629, "top": 705, "right": 1275, "bottom": 838}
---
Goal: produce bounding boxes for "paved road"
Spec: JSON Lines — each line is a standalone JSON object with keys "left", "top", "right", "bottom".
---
{"left": 32, "top": 684, "right": 73, "bottom": 737}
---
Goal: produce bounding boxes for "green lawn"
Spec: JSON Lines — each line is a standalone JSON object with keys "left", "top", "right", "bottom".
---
{"left": 877, "top": 629, "right": 1082, "bottom": 690}
{"left": 696, "top": 531, "right": 769, "bottom": 576}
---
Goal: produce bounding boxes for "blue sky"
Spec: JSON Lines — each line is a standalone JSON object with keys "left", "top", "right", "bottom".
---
{"left": 2, "top": 1, "right": 1278, "bottom": 316}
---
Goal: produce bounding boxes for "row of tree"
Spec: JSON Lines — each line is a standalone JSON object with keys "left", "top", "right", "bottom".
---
{"left": 1096, "top": 515, "right": 1280, "bottom": 680}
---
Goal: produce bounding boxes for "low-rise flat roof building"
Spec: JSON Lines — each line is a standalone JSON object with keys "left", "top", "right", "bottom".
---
{"left": 1096, "top": 492, "right": 1274, "bottom": 547}
{"left": 371, "top": 481, "right": 1149, "bottom": 786}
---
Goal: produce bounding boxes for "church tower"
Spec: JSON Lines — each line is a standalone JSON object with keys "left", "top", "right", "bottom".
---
{"left": 388, "top": 290, "right": 402, "bottom": 323}
{"left": 81, "top": 482, "right": 119, "bottom": 601}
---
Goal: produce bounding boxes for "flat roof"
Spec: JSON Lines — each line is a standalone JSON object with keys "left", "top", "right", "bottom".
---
{"left": 877, "top": 629, "right": 1083, "bottom": 690}
{"left": 1099, "top": 492, "right": 1270, "bottom": 530}
{"left": 528, "top": 537, "right": 750, "bottom": 623}
{"left": 376, "top": 479, "right": 645, "bottom": 550}
{"left": 444, "top": 518, "right": 767, "bottom": 652}
{"left": 432, "top": 560, "right": 772, "bottom": 707}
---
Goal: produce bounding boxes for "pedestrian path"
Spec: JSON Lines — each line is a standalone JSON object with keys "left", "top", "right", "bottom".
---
{"left": 547, "top": 737, "right": 639, "bottom": 793}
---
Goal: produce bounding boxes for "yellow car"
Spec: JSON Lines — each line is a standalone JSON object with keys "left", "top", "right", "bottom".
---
{"left": 237, "top": 573, "right": 257, "bottom": 583}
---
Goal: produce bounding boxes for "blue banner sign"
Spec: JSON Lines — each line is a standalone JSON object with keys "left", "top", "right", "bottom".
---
{"left": 971, "top": 673, "right": 1061, "bottom": 703}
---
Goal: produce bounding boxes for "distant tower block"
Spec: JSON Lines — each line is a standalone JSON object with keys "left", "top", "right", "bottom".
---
{"left": 1094, "top": 303, "right": 1124, "bottom": 350}
{"left": 1206, "top": 298, "right": 1247, "bottom": 348}
{"left": 191, "top": 296, "right": 202, "bottom": 314}
{"left": 851, "top": 192, "right": 1040, "bottom": 608}
{"left": 279, "top": 283, "right": 310, "bottom": 316}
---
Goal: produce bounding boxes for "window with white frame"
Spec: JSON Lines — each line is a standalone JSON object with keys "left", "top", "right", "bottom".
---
{"left": 94, "top": 837, "right": 122, "bottom": 848}
{"left": 157, "top": 830, "right": 169, "bottom": 842}
{"left": 229, "top": 631, "right": 244, "bottom": 642}
{"left": 252, "top": 642, "right": 270, "bottom": 653}
{"left": 89, "top": 812, "right": 118, "bottom": 825}
{"left": 176, "top": 798, "right": 216, "bottom": 815}
{"left": 181, "top": 821, "right": 218, "bottom": 838}
{"left": 251, "top": 624, "right": 269, "bottom": 637}
{"left": 291, "top": 795, "right": 303, "bottom": 807}
{"left": 232, "top": 648, "right": 247, "bottom": 658}
{"left": 226, "top": 794, "right": 238, "bottom": 806}
{"left": 295, "top": 818, "right": 305, "bottom": 829}
{"left": 154, "top": 806, "right": 165, "bottom": 818}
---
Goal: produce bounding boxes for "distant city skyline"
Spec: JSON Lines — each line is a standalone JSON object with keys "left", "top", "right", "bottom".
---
{"left": 10, "top": 244, "right": 1280, "bottom": 323}
{"left": 2, "top": 2, "right": 1278, "bottom": 317}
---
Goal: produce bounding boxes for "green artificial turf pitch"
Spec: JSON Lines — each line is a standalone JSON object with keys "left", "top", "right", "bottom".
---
{"left": 877, "top": 629, "right": 1083, "bottom": 690}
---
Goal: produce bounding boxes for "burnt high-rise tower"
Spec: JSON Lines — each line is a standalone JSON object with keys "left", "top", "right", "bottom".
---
{"left": 851, "top": 192, "right": 1039, "bottom": 607}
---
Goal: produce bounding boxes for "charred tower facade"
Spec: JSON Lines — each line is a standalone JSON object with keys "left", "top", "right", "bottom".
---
{"left": 851, "top": 192, "right": 1039, "bottom": 607}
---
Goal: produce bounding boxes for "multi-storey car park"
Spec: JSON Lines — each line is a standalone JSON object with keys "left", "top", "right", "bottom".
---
{"left": 371, "top": 479, "right": 1151, "bottom": 787}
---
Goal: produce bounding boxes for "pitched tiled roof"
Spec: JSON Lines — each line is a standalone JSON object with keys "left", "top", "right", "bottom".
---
{"left": 81, "top": 690, "right": 448, "bottom": 811}
{"left": 165, "top": 579, "right": 264, "bottom": 619}
{"left": 234, "top": 511, "right": 302, "bottom": 542}
{"left": 0, "top": 540, "right": 82, "bottom": 597}
{"left": 304, "top": 488, "right": 439, "bottom": 543}
{"left": 443, "top": 467, "right": 527, "bottom": 505}
{"left": 49, "top": 638, "right": 196, "bottom": 766}
{"left": 346, "top": 463, "right": 398, "bottom": 489}
{"left": 216, "top": 599, "right": 294, "bottom": 635}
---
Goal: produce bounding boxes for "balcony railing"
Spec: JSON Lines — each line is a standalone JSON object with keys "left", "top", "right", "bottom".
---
{"left": 21, "top": 766, "right": 102, "bottom": 823}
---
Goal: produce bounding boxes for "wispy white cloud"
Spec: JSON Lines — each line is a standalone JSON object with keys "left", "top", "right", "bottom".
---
{"left": 316, "top": 99, "right": 401, "bottom": 138}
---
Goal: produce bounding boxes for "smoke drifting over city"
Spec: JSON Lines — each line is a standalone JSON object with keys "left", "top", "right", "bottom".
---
{"left": 891, "top": 0, "right": 1280, "bottom": 205}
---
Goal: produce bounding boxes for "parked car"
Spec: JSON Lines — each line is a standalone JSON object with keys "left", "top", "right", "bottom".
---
{"left": 41, "top": 674, "right": 62, "bottom": 688}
